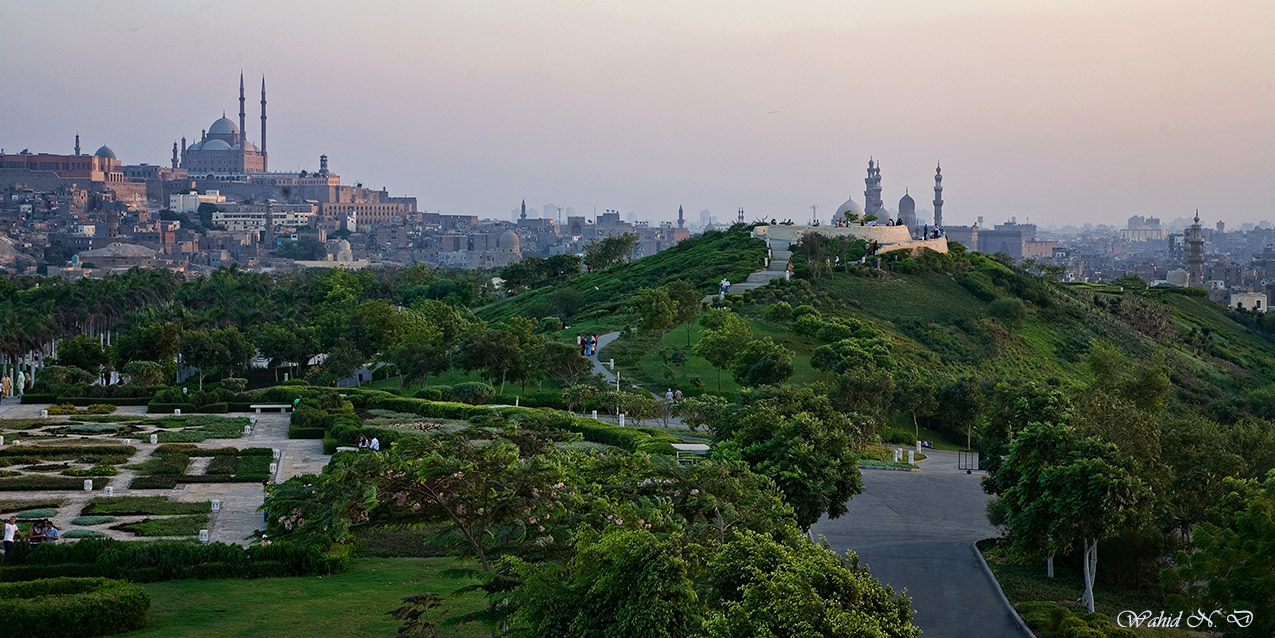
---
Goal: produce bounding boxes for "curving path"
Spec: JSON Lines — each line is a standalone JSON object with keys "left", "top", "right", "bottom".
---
{"left": 810, "top": 451, "right": 1030, "bottom": 638}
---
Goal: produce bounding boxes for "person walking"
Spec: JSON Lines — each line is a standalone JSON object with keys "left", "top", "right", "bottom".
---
{"left": 673, "top": 388, "right": 683, "bottom": 404}
{"left": 591, "top": 334, "right": 599, "bottom": 356}
{"left": 665, "top": 388, "right": 674, "bottom": 403}
{"left": 3, "top": 516, "right": 17, "bottom": 561}
{"left": 0, "top": 375, "right": 9, "bottom": 400}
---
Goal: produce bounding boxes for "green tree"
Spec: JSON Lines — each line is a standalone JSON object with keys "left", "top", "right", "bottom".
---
{"left": 1162, "top": 471, "right": 1275, "bottom": 638}
{"left": 540, "top": 341, "right": 593, "bottom": 387}
{"left": 893, "top": 366, "right": 939, "bottom": 443}
{"left": 562, "top": 383, "right": 599, "bottom": 414}
{"left": 384, "top": 313, "right": 448, "bottom": 388}
{"left": 56, "top": 334, "right": 108, "bottom": 381}
{"left": 121, "top": 360, "right": 166, "bottom": 387}
{"left": 308, "top": 338, "right": 365, "bottom": 386}
{"left": 763, "top": 301, "right": 792, "bottom": 324}
{"left": 693, "top": 312, "right": 751, "bottom": 389}
{"left": 179, "top": 329, "right": 220, "bottom": 390}
{"left": 702, "top": 531, "right": 919, "bottom": 638}
{"left": 510, "top": 527, "right": 702, "bottom": 638}
{"left": 666, "top": 280, "right": 702, "bottom": 346}
{"left": 715, "top": 387, "right": 867, "bottom": 531}
{"left": 257, "top": 320, "right": 318, "bottom": 381}
{"left": 986, "top": 422, "right": 1150, "bottom": 613}
{"left": 729, "top": 337, "right": 794, "bottom": 387}
{"left": 584, "top": 233, "right": 639, "bottom": 270}
{"left": 633, "top": 286, "right": 677, "bottom": 337}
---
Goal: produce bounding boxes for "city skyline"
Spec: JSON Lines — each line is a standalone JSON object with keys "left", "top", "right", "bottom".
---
{"left": 2, "top": 1, "right": 1272, "bottom": 226}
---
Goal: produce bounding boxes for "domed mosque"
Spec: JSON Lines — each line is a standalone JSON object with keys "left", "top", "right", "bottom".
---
{"left": 178, "top": 72, "right": 268, "bottom": 174}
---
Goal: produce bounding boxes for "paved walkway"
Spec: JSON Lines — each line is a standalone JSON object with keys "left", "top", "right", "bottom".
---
{"left": 809, "top": 450, "right": 1029, "bottom": 638}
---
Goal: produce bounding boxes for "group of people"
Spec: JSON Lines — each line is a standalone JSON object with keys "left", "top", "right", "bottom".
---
{"left": 357, "top": 435, "right": 381, "bottom": 451}
{"left": 770, "top": 218, "right": 797, "bottom": 225}
{"left": 578, "top": 334, "right": 599, "bottom": 356}
{"left": 663, "top": 388, "right": 684, "bottom": 404}
{"left": 918, "top": 225, "right": 945, "bottom": 240}
{"left": 718, "top": 279, "right": 732, "bottom": 295}
{"left": 3, "top": 515, "right": 59, "bottom": 561}
{"left": 0, "top": 371, "right": 27, "bottom": 400}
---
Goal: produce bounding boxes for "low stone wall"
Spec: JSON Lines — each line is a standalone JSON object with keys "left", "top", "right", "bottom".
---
{"left": 755, "top": 224, "right": 913, "bottom": 245}
{"left": 880, "top": 238, "right": 949, "bottom": 255}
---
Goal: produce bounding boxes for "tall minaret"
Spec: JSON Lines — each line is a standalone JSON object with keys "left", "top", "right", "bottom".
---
{"left": 678, "top": 205, "right": 684, "bottom": 228}
{"left": 238, "top": 71, "right": 247, "bottom": 147}
{"left": 260, "top": 76, "right": 268, "bottom": 170}
{"left": 738, "top": 207, "right": 744, "bottom": 223}
{"left": 1186, "top": 209, "right": 1205, "bottom": 288}
{"left": 520, "top": 199, "right": 527, "bottom": 220}
{"left": 864, "top": 158, "right": 884, "bottom": 216}
{"left": 74, "top": 133, "right": 81, "bottom": 156}
{"left": 933, "top": 162, "right": 944, "bottom": 228}
{"left": 264, "top": 199, "right": 276, "bottom": 249}
{"left": 171, "top": 142, "right": 179, "bottom": 169}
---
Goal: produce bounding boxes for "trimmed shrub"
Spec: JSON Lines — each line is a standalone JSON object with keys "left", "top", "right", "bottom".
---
{"left": 0, "top": 577, "right": 150, "bottom": 637}
{"left": 61, "top": 529, "right": 106, "bottom": 539}
{"left": 13, "top": 508, "right": 58, "bottom": 519}
{"left": 763, "top": 301, "right": 793, "bottom": 324}
{"left": 193, "top": 402, "right": 230, "bottom": 414}
{"left": 0, "top": 476, "right": 107, "bottom": 491}
{"left": 19, "top": 393, "right": 58, "bottom": 404}
{"left": 450, "top": 381, "right": 495, "bottom": 405}
{"left": 0, "top": 538, "right": 349, "bottom": 582}
{"left": 791, "top": 304, "right": 821, "bottom": 321}
{"left": 147, "top": 402, "right": 197, "bottom": 414}
{"left": 70, "top": 516, "right": 116, "bottom": 526}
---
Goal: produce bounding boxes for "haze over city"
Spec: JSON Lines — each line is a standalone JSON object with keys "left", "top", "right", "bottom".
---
{"left": 2, "top": 0, "right": 1273, "bottom": 226}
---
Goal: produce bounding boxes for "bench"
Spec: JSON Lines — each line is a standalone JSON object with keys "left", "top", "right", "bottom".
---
{"left": 250, "top": 404, "right": 293, "bottom": 413}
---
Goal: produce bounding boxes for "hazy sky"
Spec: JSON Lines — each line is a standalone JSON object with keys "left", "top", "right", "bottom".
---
{"left": 3, "top": 1, "right": 1273, "bottom": 226}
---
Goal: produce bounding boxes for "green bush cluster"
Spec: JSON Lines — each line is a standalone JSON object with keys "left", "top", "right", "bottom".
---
{"left": 0, "top": 577, "right": 150, "bottom": 637}
{"left": 0, "top": 538, "right": 351, "bottom": 583}
{"left": 111, "top": 514, "right": 208, "bottom": 537}
{"left": 1017, "top": 601, "right": 1137, "bottom": 638}
{"left": 81, "top": 496, "right": 210, "bottom": 516}
{"left": 0, "top": 476, "right": 106, "bottom": 492}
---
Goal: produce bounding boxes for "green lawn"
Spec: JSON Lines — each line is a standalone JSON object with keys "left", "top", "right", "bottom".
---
{"left": 123, "top": 558, "right": 487, "bottom": 638}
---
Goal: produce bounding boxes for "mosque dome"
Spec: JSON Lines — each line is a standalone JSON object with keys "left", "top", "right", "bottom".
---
{"left": 185, "top": 140, "right": 203, "bottom": 152}
{"left": 208, "top": 117, "right": 239, "bottom": 136}
{"left": 835, "top": 196, "right": 865, "bottom": 218}
{"left": 201, "top": 139, "right": 232, "bottom": 151}
{"left": 899, "top": 192, "right": 914, "bottom": 206}
{"left": 93, "top": 145, "right": 117, "bottom": 160}
{"left": 497, "top": 229, "right": 521, "bottom": 253}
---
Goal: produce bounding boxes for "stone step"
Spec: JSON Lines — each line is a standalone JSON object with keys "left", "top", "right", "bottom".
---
{"left": 746, "top": 270, "right": 786, "bottom": 283}
{"left": 772, "top": 250, "right": 792, "bottom": 260}
{"left": 768, "top": 239, "right": 791, "bottom": 250}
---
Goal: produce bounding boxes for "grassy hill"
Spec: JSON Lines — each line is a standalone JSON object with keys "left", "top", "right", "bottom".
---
{"left": 600, "top": 242, "right": 1275, "bottom": 410}
{"left": 477, "top": 225, "right": 765, "bottom": 324}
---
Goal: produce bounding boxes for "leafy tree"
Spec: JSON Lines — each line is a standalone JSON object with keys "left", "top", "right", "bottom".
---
{"left": 702, "top": 531, "right": 919, "bottom": 638}
{"left": 309, "top": 338, "right": 365, "bottom": 386}
{"left": 384, "top": 313, "right": 448, "bottom": 388}
{"left": 584, "top": 233, "right": 639, "bottom": 270}
{"left": 672, "top": 394, "right": 733, "bottom": 434}
{"left": 113, "top": 320, "right": 180, "bottom": 366}
{"left": 548, "top": 288, "right": 585, "bottom": 319}
{"left": 562, "top": 384, "right": 599, "bottom": 414}
{"left": 510, "top": 527, "right": 702, "bottom": 638}
{"left": 892, "top": 366, "right": 939, "bottom": 442}
{"left": 121, "top": 360, "right": 166, "bottom": 387}
{"left": 693, "top": 312, "right": 751, "bottom": 389}
{"left": 540, "top": 341, "right": 593, "bottom": 387}
{"left": 730, "top": 337, "right": 794, "bottom": 387}
{"left": 987, "top": 298, "right": 1027, "bottom": 326}
{"left": 633, "top": 286, "right": 677, "bottom": 336}
{"left": 715, "top": 387, "right": 867, "bottom": 530}
{"left": 56, "top": 334, "right": 108, "bottom": 381}
{"left": 456, "top": 318, "right": 542, "bottom": 393}
{"left": 1162, "top": 471, "right": 1275, "bottom": 638}
{"left": 179, "top": 329, "right": 220, "bottom": 390}
{"left": 257, "top": 320, "right": 318, "bottom": 381}
{"left": 665, "top": 280, "right": 702, "bottom": 346}
{"left": 986, "top": 422, "right": 1150, "bottom": 612}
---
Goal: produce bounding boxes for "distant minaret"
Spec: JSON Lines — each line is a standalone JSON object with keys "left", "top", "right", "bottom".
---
{"left": 678, "top": 205, "right": 684, "bottom": 228}
{"left": 864, "top": 158, "right": 883, "bottom": 216}
{"left": 74, "top": 133, "right": 81, "bottom": 156}
{"left": 171, "top": 142, "right": 179, "bottom": 169}
{"left": 180, "top": 136, "right": 187, "bottom": 167}
{"left": 238, "top": 71, "right": 247, "bottom": 147}
{"left": 738, "top": 207, "right": 744, "bottom": 222}
{"left": 1186, "top": 209, "right": 1205, "bottom": 288}
{"left": 520, "top": 200, "right": 527, "bottom": 220}
{"left": 933, "top": 162, "right": 944, "bottom": 228}
{"left": 264, "top": 200, "right": 276, "bottom": 249}
{"left": 319, "top": 154, "right": 329, "bottom": 176}
{"left": 260, "top": 77, "right": 268, "bottom": 170}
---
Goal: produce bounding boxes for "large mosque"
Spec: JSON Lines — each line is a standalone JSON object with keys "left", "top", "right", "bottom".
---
{"left": 835, "top": 159, "right": 944, "bottom": 234}
{"left": 175, "top": 73, "right": 268, "bottom": 174}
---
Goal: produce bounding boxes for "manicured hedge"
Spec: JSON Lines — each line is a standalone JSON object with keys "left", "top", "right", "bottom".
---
{"left": 59, "top": 397, "right": 152, "bottom": 407}
{"left": 0, "top": 476, "right": 107, "bottom": 491}
{"left": 19, "top": 393, "right": 58, "bottom": 404}
{"left": 193, "top": 402, "right": 229, "bottom": 413}
{"left": 0, "top": 445, "right": 135, "bottom": 458}
{"left": 0, "top": 539, "right": 351, "bottom": 582}
{"left": 0, "top": 577, "right": 150, "bottom": 637}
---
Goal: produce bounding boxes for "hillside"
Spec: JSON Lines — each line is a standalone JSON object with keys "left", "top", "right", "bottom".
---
{"left": 601, "top": 240, "right": 1275, "bottom": 411}
{"left": 477, "top": 225, "right": 766, "bottom": 324}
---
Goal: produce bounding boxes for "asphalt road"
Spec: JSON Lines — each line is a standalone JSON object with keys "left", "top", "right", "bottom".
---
{"left": 810, "top": 450, "right": 1031, "bottom": 638}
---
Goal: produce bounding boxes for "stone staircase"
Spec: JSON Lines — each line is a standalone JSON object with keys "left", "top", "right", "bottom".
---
{"left": 704, "top": 239, "right": 791, "bottom": 302}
